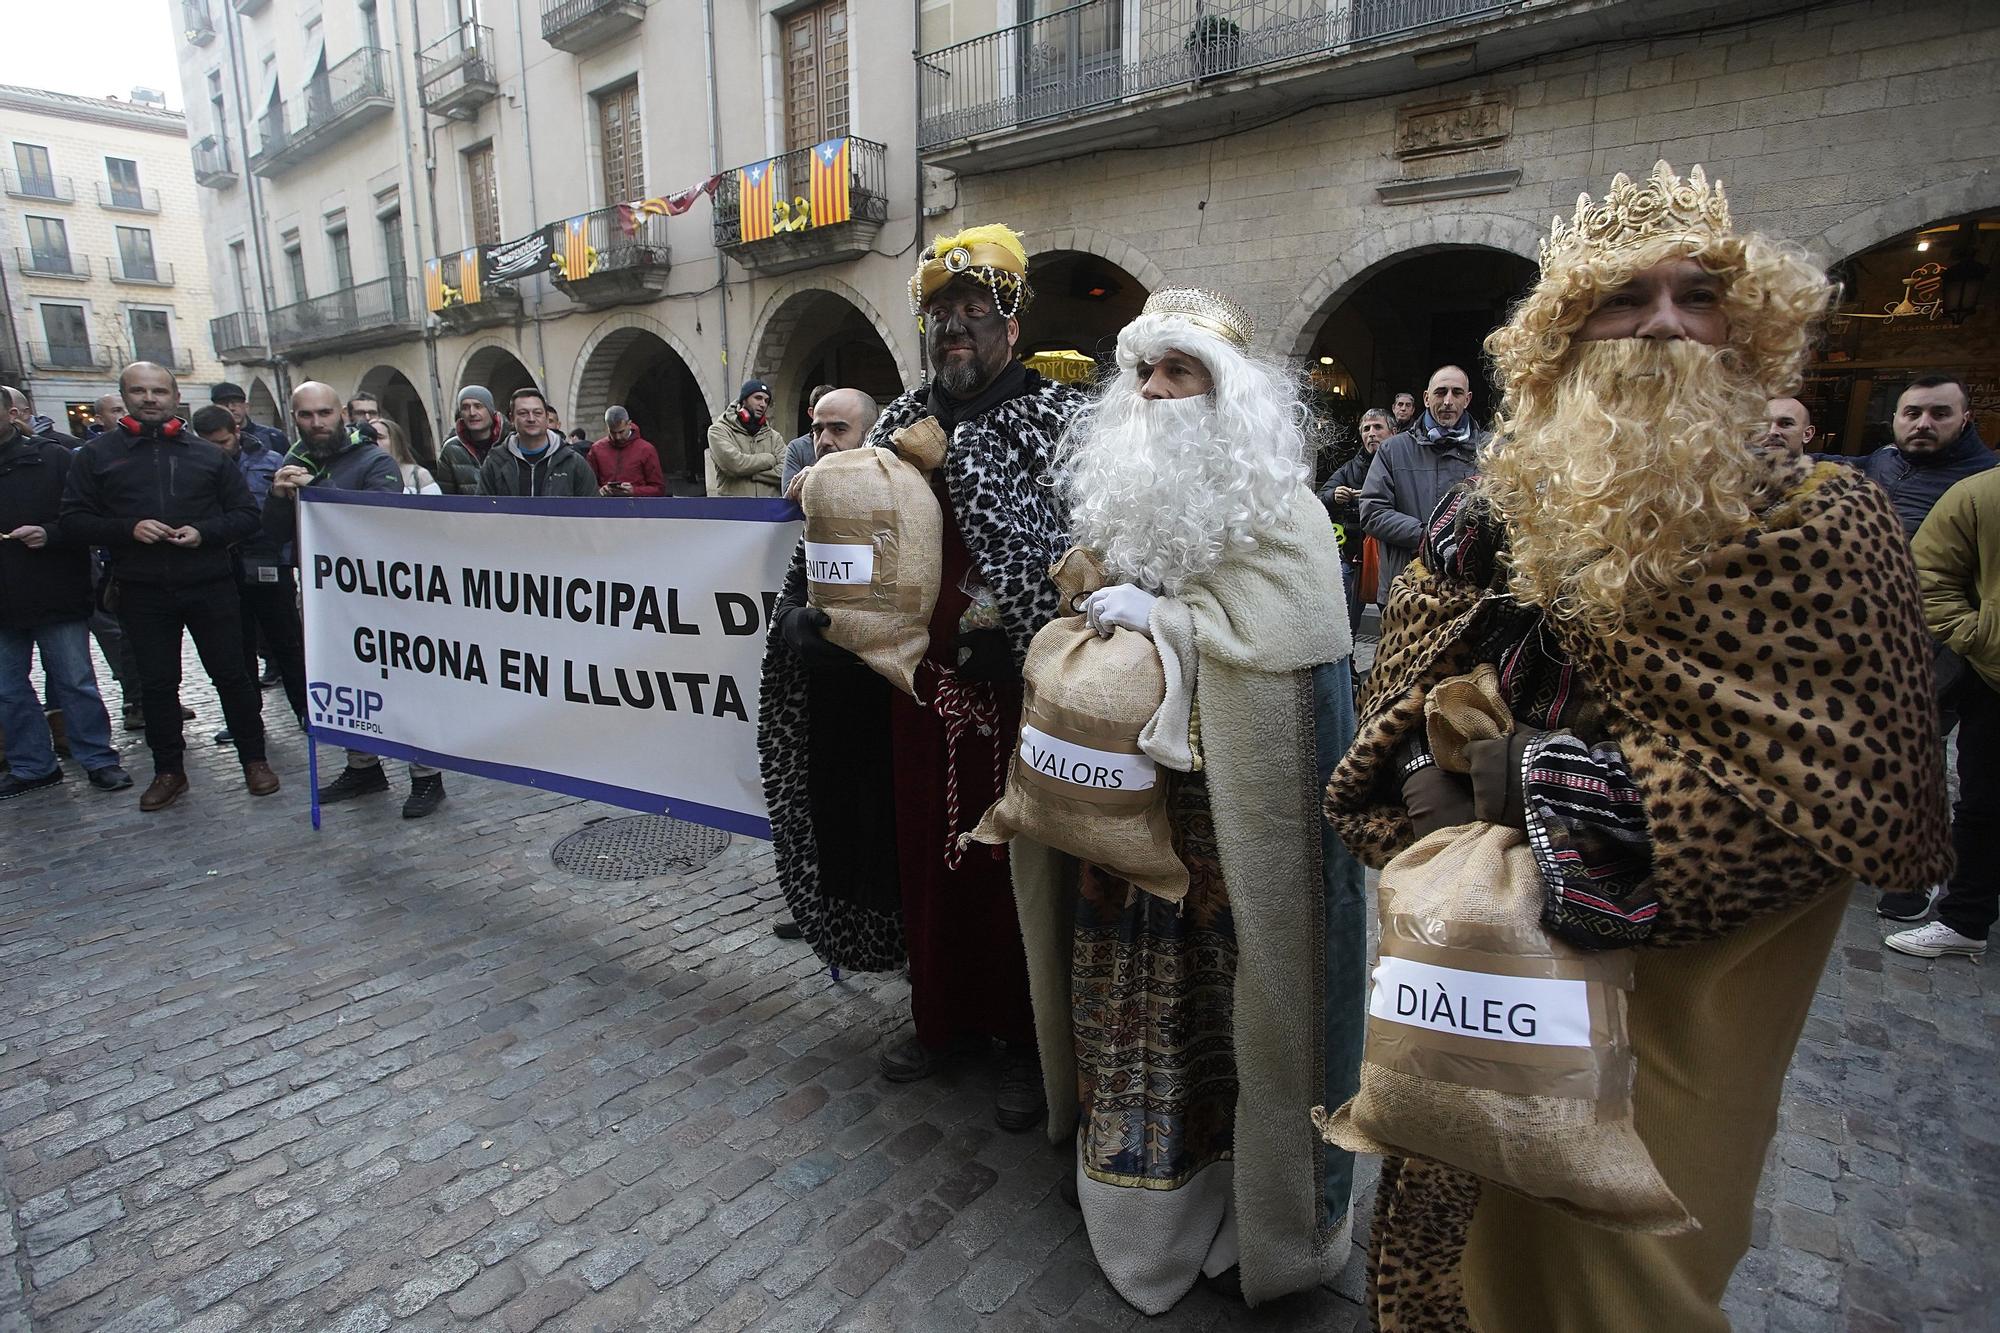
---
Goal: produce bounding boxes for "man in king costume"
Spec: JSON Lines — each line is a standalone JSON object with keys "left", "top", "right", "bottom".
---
{"left": 1325, "top": 162, "right": 1953, "bottom": 1330}
{"left": 759, "top": 225, "right": 1085, "bottom": 1129}
{"left": 1009, "top": 289, "right": 1366, "bottom": 1311}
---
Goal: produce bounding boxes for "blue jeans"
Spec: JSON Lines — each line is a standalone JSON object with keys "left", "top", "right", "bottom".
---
{"left": 0, "top": 619, "right": 119, "bottom": 778}
{"left": 1314, "top": 657, "right": 1366, "bottom": 1228}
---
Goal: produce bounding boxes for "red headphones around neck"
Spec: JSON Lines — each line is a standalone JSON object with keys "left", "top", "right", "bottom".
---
{"left": 119, "top": 414, "right": 183, "bottom": 437}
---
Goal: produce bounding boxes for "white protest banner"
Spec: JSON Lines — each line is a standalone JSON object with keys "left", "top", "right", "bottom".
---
{"left": 298, "top": 491, "right": 801, "bottom": 837}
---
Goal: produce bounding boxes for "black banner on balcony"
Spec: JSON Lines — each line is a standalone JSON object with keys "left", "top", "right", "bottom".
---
{"left": 482, "top": 225, "right": 558, "bottom": 285}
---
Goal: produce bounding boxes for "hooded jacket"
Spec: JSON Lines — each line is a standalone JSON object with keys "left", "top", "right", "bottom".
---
{"left": 586, "top": 431, "right": 666, "bottom": 496}
{"left": 0, "top": 432, "right": 92, "bottom": 629}
{"left": 704, "top": 406, "right": 784, "bottom": 497}
{"left": 261, "top": 426, "right": 403, "bottom": 554}
{"left": 476, "top": 434, "right": 598, "bottom": 498}
{"left": 438, "top": 414, "right": 510, "bottom": 495}
{"left": 60, "top": 420, "right": 260, "bottom": 586}
{"left": 1849, "top": 423, "right": 1997, "bottom": 539}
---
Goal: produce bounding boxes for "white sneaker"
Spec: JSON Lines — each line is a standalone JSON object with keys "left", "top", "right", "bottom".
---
{"left": 1884, "top": 920, "right": 1986, "bottom": 961}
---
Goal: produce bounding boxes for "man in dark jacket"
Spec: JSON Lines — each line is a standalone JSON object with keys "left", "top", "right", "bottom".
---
{"left": 437, "top": 385, "right": 510, "bottom": 495}
{"left": 1359, "top": 364, "right": 1492, "bottom": 602}
{"left": 477, "top": 387, "right": 598, "bottom": 497}
{"left": 0, "top": 389, "right": 129, "bottom": 798}
{"left": 1852, "top": 374, "right": 1996, "bottom": 538}
{"left": 5, "top": 387, "right": 80, "bottom": 448}
{"left": 1319, "top": 406, "right": 1394, "bottom": 627}
{"left": 190, "top": 405, "right": 307, "bottom": 731}
{"left": 265, "top": 381, "right": 449, "bottom": 818}
{"left": 60, "top": 362, "right": 276, "bottom": 811}
{"left": 210, "top": 381, "right": 288, "bottom": 455}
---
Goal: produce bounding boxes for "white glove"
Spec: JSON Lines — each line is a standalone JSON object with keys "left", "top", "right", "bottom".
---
{"left": 1082, "top": 583, "right": 1158, "bottom": 638}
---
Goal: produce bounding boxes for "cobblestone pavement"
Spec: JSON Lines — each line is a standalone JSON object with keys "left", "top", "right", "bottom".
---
{"left": 1, "top": 652, "right": 1995, "bottom": 1333}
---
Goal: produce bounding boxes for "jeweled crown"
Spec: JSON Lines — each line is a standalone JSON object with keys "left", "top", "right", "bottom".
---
{"left": 1539, "top": 160, "right": 1732, "bottom": 271}
{"left": 1143, "top": 288, "right": 1255, "bottom": 348}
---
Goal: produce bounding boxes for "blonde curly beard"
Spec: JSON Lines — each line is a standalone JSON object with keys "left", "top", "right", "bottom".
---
{"left": 1477, "top": 338, "right": 1787, "bottom": 634}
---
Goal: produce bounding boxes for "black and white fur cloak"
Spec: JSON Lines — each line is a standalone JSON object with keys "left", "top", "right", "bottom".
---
{"left": 755, "top": 371, "right": 1086, "bottom": 972}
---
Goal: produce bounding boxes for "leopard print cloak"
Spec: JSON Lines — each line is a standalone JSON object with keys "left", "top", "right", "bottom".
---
{"left": 758, "top": 372, "right": 1085, "bottom": 973}
{"left": 1326, "top": 461, "right": 1953, "bottom": 1330}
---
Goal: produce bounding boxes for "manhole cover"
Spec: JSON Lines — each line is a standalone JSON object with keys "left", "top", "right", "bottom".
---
{"left": 551, "top": 815, "right": 731, "bottom": 880}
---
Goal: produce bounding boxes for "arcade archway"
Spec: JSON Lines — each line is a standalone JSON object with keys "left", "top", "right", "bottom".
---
{"left": 749, "top": 287, "right": 905, "bottom": 437}
{"left": 573, "top": 327, "right": 710, "bottom": 493}
{"left": 357, "top": 365, "right": 435, "bottom": 466}
{"left": 1019, "top": 250, "right": 1149, "bottom": 375}
{"left": 248, "top": 377, "right": 282, "bottom": 434}
{"left": 1302, "top": 246, "right": 1537, "bottom": 429}
{"left": 1810, "top": 212, "right": 2000, "bottom": 455}
{"left": 456, "top": 343, "right": 536, "bottom": 417}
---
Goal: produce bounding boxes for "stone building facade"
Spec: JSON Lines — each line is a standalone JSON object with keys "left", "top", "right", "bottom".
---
{"left": 172, "top": 0, "right": 2000, "bottom": 474}
{"left": 0, "top": 84, "right": 225, "bottom": 432}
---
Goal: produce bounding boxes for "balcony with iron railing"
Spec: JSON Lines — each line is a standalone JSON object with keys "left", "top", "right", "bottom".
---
{"left": 268, "top": 277, "right": 421, "bottom": 355}
{"left": 192, "top": 135, "right": 237, "bottom": 188}
{"left": 250, "top": 49, "right": 395, "bottom": 177}
{"left": 712, "top": 138, "right": 891, "bottom": 277}
{"left": 28, "top": 342, "right": 115, "bottom": 373}
{"left": 4, "top": 170, "right": 73, "bottom": 203}
{"left": 184, "top": 0, "right": 215, "bottom": 42}
{"left": 16, "top": 248, "right": 89, "bottom": 280}
{"left": 542, "top": 0, "right": 646, "bottom": 54}
{"left": 98, "top": 181, "right": 162, "bottom": 213}
{"left": 111, "top": 257, "right": 175, "bottom": 287}
{"left": 211, "top": 310, "right": 269, "bottom": 361}
{"left": 231, "top": 0, "right": 269, "bottom": 14}
{"left": 427, "top": 249, "right": 522, "bottom": 332}
{"left": 128, "top": 346, "right": 195, "bottom": 375}
{"left": 419, "top": 23, "right": 500, "bottom": 119}
{"left": 916, "top": 0, "right": 1729, "bottom": 172}
{"left": 549, "top": 205, "right": 670, "bottom": 309}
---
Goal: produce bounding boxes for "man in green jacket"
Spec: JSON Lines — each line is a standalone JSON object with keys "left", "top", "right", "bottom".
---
{"left": 437, "top": 386, "right": 511, "bottom": 495}
{"left": 705, "top": 379, "right": 784, "bottom": 497}
{"left": 1889, "top": 465, "right": 2000, "bottom": 962}
{"left": 476, "top": 388, "right": 597, "bottom": 498}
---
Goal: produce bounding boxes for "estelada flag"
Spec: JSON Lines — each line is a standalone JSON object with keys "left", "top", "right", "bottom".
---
{"left": 738, "top": 160, "right": 775, "bottom": 243}
{"left": 558, "top": 215, "right": 593, "bottom": 280}
{"left": 808, "top": 138, "right": 851, "bottom": 227}
{"left": 457, "top": 246, "right": 483, "bottom": 305}
{"left": 423, "top": 256, "right": 445, "bottom": 313}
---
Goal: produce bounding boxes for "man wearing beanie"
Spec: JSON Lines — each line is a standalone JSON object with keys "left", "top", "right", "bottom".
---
{"left": 210, "top": 381, "right": 288, "bottom": 455}
{"left": 437, "top": 385, "right": 510, "bottom": 495}
{"left": 705, "top": 378, "right": 784, "bottom": 497}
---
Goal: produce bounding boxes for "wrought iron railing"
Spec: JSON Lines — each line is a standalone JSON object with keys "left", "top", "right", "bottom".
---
{"left": 552, "top": 205, "right": 669, "bottom": 282}
{"left": 712, "top": 138, "right": 890, "bottom": 249}
{"left": 302, "top": 48, "right": 393, "bottom": 130}
{"left": 17, "top": 247, "right": 86, "bottom": 278}
{"left": 129, "top": 346, "right": 194, "bottom": 375}
{"left": 192, "top": 135, "right": 234, "bottom": 182}
{"left": 99, "top": 181, "right": 161, "bottom": 212}
{"left": 541, "top": 0, "right": 644, "bottom": 42}
{"left": 111, "top": 257, "right": 175, "bottom": 285}
{"left": 918, "top": 0, "right": 1513, "bottom": 148}
{"left": 28, "top": 342, "right": 113, "bottom": 372}
{"left": 251, "top": 105, "right": 290, "bottom": 167}
{"left": 211, "top": 311, "right": 266, "bottom": 358}
{"left": 419, "top": 23, "right": 498, "bottom": 110}
{"left": 269, "top": 277, "right": 418, "bottom": 349}
{"left": 3, "top": 170, "right": 72, "bottom": 203}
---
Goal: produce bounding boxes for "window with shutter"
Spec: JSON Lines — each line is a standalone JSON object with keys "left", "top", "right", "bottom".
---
{"left": 784, "top": 0, "right": 848, "bottom": 152}
{"left": 466, "top": 144, "right": 500, "bottom": 246}
{"left": 597, "top": 82, "right": 643, "bottom": 203}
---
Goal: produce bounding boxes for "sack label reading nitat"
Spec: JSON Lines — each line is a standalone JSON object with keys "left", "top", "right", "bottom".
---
{"left": 804, "top": 541, "right": 874, "bottom": 586}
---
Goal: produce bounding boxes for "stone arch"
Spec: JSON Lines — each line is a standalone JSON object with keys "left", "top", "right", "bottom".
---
{"left": 1276, "top": 211, "right": 1547, "bottom": 361}
{"left": 1027, "top": 225, "right": 1168, "bottom": 300}
{"left": 1808, "top": 169, "right": 2000, "bottom": 265}
{"left": 247, "top": 376, "right": 282, "bottom": 432}
{"left": 567, "top": 312, "right": 718, "bottom": 434}
{"left": 452, "top": 340, "right": 537, "bottom": 413}
{"left": 747, "top": 278, "right": 913, "bottom": 435}
{"left": 357, "top": 363, "right": 436, "bottom": 466}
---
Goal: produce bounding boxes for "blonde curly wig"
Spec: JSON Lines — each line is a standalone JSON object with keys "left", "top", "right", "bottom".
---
{"left": 1477, "top": 231, "right": 1834, "bottom": 634}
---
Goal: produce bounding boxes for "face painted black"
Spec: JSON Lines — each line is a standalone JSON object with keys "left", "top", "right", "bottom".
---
{"left": 924, "top": 276, "right": 1014, "bottom": 398}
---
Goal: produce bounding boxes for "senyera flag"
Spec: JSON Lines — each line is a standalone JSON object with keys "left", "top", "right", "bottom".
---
{"left": 297, "top": 490, "right": 801, "bottom": 839}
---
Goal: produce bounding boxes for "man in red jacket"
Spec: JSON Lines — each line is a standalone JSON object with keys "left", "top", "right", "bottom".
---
{"left": 586, "top": 407, "right": 665, "bottom": 497}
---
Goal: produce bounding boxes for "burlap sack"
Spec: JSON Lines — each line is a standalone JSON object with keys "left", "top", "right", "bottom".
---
{"left": 966, "top": 550, "right": 1187, "bottom": 901}
{"left": 1314, "top": 672, "right": 1693, "bottom": 1234}
{"left": 800, "top": 417, "right": 947, "bottom": 697}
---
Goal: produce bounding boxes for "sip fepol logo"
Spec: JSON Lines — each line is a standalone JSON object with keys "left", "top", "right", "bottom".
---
{"left": 308, "top": 681, "right": 386, "bottom": 734}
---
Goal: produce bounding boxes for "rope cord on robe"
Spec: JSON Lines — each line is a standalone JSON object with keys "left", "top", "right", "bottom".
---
{"left": 919, "top": 662, "right": 1008, "bottom": 870}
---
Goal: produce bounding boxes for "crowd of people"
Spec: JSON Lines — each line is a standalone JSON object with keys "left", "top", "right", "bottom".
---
{"left": 1, "top": 159, "right": 1993, "bottom": 1328}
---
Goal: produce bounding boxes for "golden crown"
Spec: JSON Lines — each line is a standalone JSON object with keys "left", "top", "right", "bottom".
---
{"left": 1142, "top": 287, "right": 1256, "bottom": 348}
{"left": 1539, "top": 160, "right": 1732, "bottom": 271}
